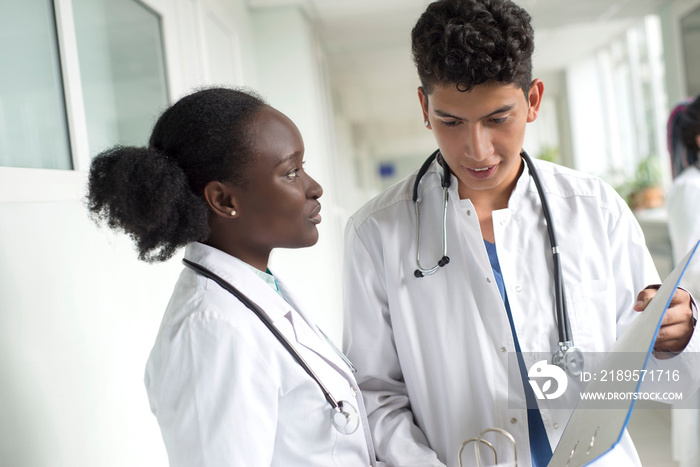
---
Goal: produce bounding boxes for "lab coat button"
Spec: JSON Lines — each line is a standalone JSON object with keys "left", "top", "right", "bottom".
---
{"left": 486, "top": 277, "right": 491, "bottom": 283}
{"left": 500, "top": 346, "right": 507, "bottom": 352}
{"left": 466, "top": 209, "right": 471, "bottom": 216}
{"left": 554, "top": 423, "right": 560, "bottom": 429}
{"left": 515, "top": 285, "right": 522, "bottom": 293}
{"left": 500, "top": 219, "right": 506, "bottom": 226}
{"left": 510, "top": 418, "right": 518, "bottom": 424}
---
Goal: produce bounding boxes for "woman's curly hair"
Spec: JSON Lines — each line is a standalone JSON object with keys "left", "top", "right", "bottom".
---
{"left": 86, "top": 87, "right": 267, "bottom": 262}
{"left": 411, "top": 0, "right": 535, "bottom": 94}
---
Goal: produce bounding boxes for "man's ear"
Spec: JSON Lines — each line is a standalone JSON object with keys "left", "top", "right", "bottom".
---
{"left": 418, "top": 86, "right": 431, "bottom": 129}
{"left": 526, "top": 79, "right": 545, "bottom": 123}
{"left": 203, "top": 181, "right": 238, "bottom": 219}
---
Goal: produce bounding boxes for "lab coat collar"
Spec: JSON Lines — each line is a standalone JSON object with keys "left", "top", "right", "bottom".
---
{"left": 183, "top": 242, "right": 292, "bottom": 324}
{"left": 508, "top": 153, "right": 535, "bottom": 208}
{"left": 421, "top": 153, "right": 461, "bottom": 200}
{"left": 183, "top": 243, "right": 354, "bottom": 380}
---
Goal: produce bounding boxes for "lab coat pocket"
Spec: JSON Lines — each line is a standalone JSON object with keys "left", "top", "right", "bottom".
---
{"left": 565, "top": 278, "right": 616, "bottom": 353}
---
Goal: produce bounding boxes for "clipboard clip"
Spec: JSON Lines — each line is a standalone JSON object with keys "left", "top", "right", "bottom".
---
{"left": 458, "top": 428, "right": 517, "bottom": 467}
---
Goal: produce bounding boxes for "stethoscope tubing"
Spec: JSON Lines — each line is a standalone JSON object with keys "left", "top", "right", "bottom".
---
{"left": 182, "top": 258, "right": 342, "bottom": 411}
{"left": 411, "top": 149, "right": 573, "bottom": 347}
{"left": 520, "top": 152, "right": 573, "bottom": 343}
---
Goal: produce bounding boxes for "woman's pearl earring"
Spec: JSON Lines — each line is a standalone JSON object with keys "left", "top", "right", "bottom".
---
{"left": 424, "top": 121, "right": 430, "bottom": 127}
{"left": 231, "top": 210, "right": 237, "bottom": 216}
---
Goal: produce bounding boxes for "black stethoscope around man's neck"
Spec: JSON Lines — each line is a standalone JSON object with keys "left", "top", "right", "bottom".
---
{"left": 411, "top": 149, "right": 584, "bottom": 377}
{"left": 182, "top": 258, "right": 361, "bottom": 435}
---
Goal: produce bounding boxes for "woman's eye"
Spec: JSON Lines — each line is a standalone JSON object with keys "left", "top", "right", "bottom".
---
{"left": 286, "top": 169, "right": 300, "bottom": 180}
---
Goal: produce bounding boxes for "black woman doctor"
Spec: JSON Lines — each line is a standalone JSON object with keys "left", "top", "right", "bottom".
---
{"left": 342, "top": 1, "right": 699, "bottom": 467}
{"left": 86, "top": 87, "right": 378, "bottom": 466}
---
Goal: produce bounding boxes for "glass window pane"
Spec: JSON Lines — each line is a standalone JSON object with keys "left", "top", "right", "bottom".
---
{"left": 73, "top": 0, "right": 169, "bottom": 155}
{"left": 682, "top": 6, "right": 700, "bottom": 97}
{"left": 0, "top": 0, "right": 73, "bottom": 170}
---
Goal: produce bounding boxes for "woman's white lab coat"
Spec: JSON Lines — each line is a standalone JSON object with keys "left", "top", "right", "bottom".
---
{"left": 343, "top": 157, "right": 700, "bottom": 467}
{"left": 145, "top": 242, "right": 377, "bottom": 466}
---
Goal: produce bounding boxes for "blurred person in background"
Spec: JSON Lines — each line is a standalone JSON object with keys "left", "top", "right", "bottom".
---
{"left": 668, "top": 95, "right": 700, "bottom": 297}
{"left": 667, "top": 95, "right": 700, "bottom": 467}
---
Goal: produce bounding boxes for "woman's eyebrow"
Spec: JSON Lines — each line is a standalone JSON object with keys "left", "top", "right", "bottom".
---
{"left": 274, "top": 152, "right": 301, "bottom": 167}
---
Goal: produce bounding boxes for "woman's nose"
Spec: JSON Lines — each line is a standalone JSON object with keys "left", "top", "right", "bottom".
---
{"left": 305, "top": 172, "right": 323, "bottom": 199}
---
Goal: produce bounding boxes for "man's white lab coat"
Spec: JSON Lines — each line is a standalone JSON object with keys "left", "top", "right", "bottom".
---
{"left": 344, "top": 157, "right": 700, "bottom": 467}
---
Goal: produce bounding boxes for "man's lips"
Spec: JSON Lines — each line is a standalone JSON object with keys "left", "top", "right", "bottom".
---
{"left": 464, "top": 164, "right": 498, "bottom": 179}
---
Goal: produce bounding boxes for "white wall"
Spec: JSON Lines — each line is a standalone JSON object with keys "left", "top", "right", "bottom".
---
{"left": 0, "top": 0, "right": 339, "bottom": 465}
{"left": 251, "top": 6, "right": 345, "bottom": 343}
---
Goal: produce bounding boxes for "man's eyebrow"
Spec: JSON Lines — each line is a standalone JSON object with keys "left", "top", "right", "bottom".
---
{"left": 482, "top": 104, "right": 515, "bottom": 118}
{"left": 433, "top": 109, "right": 463, "bottom": 119}
{"left": 433, "top": 104, "right": 515, "bottom": 120}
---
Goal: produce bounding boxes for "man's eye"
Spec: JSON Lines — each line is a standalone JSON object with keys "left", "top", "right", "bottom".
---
{"left": 441, "top": 120, "right": 459, "bottom": 127}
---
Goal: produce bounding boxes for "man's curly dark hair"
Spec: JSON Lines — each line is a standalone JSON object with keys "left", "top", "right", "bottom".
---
{"left": 411, "top": 0, "right": 535, "bottom": 95}
{"left": 86, "top": 87, "right": 267, "bottom": 262}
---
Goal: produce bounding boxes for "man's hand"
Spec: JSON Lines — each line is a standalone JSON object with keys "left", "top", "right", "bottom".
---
{"left": 634, "top": 286, "right": 695, "bottom": 354}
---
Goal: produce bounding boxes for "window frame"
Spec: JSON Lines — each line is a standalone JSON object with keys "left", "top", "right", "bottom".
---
{"left": 0, "top": 0, "right": 174, "bottom": 203}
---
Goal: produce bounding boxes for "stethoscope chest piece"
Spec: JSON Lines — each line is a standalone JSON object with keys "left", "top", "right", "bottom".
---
{"left": 331, "top": 400, "right": 360, "bottom": 434}
{"left": 552, "top": 341, "right": 584, "bottom": 377}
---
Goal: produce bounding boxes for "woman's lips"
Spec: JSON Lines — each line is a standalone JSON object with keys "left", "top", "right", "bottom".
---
{"left": 309, "top": 204, "right": 322, "bottom": 224}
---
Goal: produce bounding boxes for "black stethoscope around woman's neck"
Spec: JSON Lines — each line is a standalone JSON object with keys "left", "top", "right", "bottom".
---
{"left": 411, "top": 149, "right": 584, "bottom": 377}
{"left": 182, "top": 258, "right": 360, "bottom": 434}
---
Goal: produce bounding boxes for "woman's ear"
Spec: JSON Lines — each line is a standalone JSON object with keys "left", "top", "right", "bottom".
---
{"left": 203, "top": 181, "right": 238, "bottom": 219}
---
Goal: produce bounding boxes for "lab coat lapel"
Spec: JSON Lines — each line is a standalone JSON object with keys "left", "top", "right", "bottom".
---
{"left": 184, "top": 243, "right": 353, "bottom": 380}
{"left": 275, "top": 279, "right": 355, "bottom": 381}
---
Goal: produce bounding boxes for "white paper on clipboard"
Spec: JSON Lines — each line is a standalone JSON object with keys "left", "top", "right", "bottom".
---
{"left": 548, "top": 240, "right": 700, "bottom": 467}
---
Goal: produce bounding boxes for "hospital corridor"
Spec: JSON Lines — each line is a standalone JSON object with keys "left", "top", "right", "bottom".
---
{"left": 1, "top": 0, "right": 700, "bottom": 465}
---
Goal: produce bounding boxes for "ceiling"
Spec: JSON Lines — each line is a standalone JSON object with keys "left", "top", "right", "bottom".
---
{"left": 247, "top": 0, "right": 674, "bottom": 162}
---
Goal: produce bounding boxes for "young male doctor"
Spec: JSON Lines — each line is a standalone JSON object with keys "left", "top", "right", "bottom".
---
{"left": 343, "top": 1, "right": 700, "bottom": 466}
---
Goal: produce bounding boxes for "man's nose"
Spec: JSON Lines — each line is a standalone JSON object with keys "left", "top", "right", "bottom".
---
{"left": 464, "top": 126, "right": 492, "bottom": 161}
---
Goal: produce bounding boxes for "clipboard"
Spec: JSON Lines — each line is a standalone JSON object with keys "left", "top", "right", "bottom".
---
{"left": 548, "top": 240, "right": 699, "bottom": 467}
